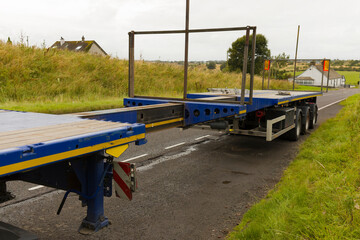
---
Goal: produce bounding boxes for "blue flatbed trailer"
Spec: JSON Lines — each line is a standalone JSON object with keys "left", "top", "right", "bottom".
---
{"left": 0, "top": 90, "right": 321, "bottom": 233}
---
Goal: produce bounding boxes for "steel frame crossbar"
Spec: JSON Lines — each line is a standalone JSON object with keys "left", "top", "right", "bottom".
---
{"left": 128, "top": 0, "right": 257, "bottom": 105}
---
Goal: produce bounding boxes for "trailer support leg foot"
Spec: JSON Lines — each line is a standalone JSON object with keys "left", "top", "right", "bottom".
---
{"left": 78, "top": 153, "right": 109, "bottom": 235}
{"left": 78, "top": 216, "right": 109, "bottom": 235}
{"left": 0, "top": 181, "right": 14, "bottom": 203}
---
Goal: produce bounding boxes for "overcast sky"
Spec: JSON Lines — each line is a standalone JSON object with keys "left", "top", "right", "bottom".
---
{"left": 1, "top": 0, "right": 359, "bottom": 61}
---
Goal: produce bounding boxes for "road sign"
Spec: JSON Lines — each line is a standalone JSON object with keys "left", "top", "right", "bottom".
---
{"left": 323, "top": 60, "right": 330, "bottom": 71}
{"left": 264, "top": 60, "right": 271, "bottom": 71}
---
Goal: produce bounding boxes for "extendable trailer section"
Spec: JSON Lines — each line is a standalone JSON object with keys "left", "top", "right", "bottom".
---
{"left": 0, "top": 91, "right": 321, "bottom": 234}
{"left": 0, "top": 22, "right": 322, "bottom": 236}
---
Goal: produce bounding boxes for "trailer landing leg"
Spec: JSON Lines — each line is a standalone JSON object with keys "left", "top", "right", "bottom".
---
{"left": 78, "top": 154, "right": 109, "bottom": 235}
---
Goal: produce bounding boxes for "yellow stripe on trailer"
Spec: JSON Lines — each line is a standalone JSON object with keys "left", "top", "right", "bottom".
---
{"left": 239, "top": 110, "right": 247, "bottom": 115}
{"left": 145, "top": 118, "right": 184, "bottom": 128}
{"left": 278, "top": 94, "right": 321, "bottom": 105}
{"left": 291, "top": 94, "right": 322, "bottom": 102}
{"left": 0, "top": 133, "right": 145, "bottom": 176}
{"left": 278, "top": 100, "right": 289, "bottom": 105}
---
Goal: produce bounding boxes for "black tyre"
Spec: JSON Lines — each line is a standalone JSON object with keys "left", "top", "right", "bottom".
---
{"left": 308, "top": 103, "right": 318, "bottom": 129}
{"left": 287, "top": 109, "right": 302, "bottom": 141}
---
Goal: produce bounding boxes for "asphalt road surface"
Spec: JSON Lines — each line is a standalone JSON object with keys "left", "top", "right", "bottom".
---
{"left": 0, "top": 88, "right": 359, "bottom": 240}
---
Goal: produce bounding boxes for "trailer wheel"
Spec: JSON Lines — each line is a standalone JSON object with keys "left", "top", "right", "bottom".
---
{"left": 308, "top": 104, "right": 318, "bottom": 129}
{"left": 287, "top": 109, "right": 302, "bottom": 141}
{"left": 301, "top": 107, "right": 310, "bottom": 135}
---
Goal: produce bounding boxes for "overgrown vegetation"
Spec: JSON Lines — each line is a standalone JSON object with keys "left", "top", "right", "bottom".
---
{"left": 228, "top": 94, "right": 360, "bottom": 239}
{"left": 0, "top": 41, "right": 297, "bottom": 113}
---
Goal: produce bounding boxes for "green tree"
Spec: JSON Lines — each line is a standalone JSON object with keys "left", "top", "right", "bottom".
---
{"left": 206, "top": 61, "right": 216, "bottom": 70}
{"left": 273, "top": 52, "right": 290, "bottom": 68}
{"left": 227, "top": 34, "right": 270, "bottom": 74}
{"left": 271, "top": 52, "right": 290, "bottom": 79}
{"left": 6, "top": 37, "right": 12, "bottom": 45}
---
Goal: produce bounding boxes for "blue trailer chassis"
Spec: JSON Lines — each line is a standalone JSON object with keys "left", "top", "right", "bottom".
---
{"left": 0, "top": 90, "right": 321, "bottom": 234}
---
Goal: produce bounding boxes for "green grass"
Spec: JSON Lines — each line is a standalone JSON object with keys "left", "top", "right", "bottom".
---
{"left": 0, "top": 97, "right": 125, "bottom": 114}
{"left": 227, "top": 94, "right": 360, "bottom": 239}
{"left": 294, "top": 85, "right": 323, "bottom": 91}
{"left": 0, "top": 41, "right": 308, "bottom": 113}
{"left": 338, "top": 71, "right": 360, "bottom": 85}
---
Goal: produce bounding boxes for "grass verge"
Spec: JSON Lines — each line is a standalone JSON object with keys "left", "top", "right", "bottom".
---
{"left": 294, "top": 85, "right": 325, "bottom": 91}
{"left": 227, "top": 94, "right": 360, "bottom": 239}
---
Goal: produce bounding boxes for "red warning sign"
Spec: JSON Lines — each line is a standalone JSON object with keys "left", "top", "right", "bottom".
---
{"left": 323, "top": 60, "right": 330, "bottom": 72}
{"left": 264, "top": 60, "right": 271, "bottom": 71}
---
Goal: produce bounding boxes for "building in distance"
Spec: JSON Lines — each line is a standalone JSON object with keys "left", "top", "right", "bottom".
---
{"left": 50, "top": 36, "right": 107, "bottom": 56}
{"left": 289, "top": 65, "right": 345, "bottom": 88}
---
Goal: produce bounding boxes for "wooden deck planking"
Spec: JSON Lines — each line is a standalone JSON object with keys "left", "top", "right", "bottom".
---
{"left": 0, "top": 123, "right": 126, "bottom": 148}
{"left": 0, "top": 120, "right": 131, "bottom": 150}
{"left": 0, "top": 120, "right": 117, "bottom": 140}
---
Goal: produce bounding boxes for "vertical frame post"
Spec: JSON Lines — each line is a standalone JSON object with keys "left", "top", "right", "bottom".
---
{"left": 262, "top": 63, "right": 265, "bottom": 90}
{"left": 293, "top": 25, "right": 300, "bottom": 91}
{"left": 128, "top": 31, "right": 135, "bottom": 98}
{"left": 249, "top": 27, "right": 256, "bottom": 105}
{"left": 240, "top": 27, "right": 250, "bottom": 105}
{"left": 320, "top": 59, "right": 324, "bottom": 93}
{"left": 183, "top": 0, "right": 190, "bottom": 99}
{"left": 267, "top": 66, "right": 270, "bottom": 89}
{"left": 326, "top": 60, "right": 331, "bottom": 92}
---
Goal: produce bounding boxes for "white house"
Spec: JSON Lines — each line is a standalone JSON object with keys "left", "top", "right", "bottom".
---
{"left": 289, "top": 65, "right": 345, "bottom": 88}
{"left": 50, "top": 36, "right": 107, "bottom": 56}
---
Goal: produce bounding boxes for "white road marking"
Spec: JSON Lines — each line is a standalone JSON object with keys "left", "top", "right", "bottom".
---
{"left": 318, "top": 98, "right": 347, "bottom": 111}
{"left": 123, "top": 154, "right": 148, "bottom": 162}
{"left": 165, "top": 142, "right": 186, "bottom": 150}
{"left": 195, "top": 135, "right": 211, "bottom": 141}
{"left": 138, "top": 146, "right": 197, "bottom": 172}
{"left": 28, "top": 185, "right": 44, "bottom": 191}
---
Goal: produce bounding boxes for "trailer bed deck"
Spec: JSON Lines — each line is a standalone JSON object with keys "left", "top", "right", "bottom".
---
{"left": 186, "top": 90, "right": 322, "bottom": 112}
{"left": 0, "top": 111, "right": 145, "bottom": 177}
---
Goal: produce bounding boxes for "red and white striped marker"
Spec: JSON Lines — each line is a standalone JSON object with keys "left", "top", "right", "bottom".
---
{"left": 113, "top": 161, "right": 137, "bottom": 201}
